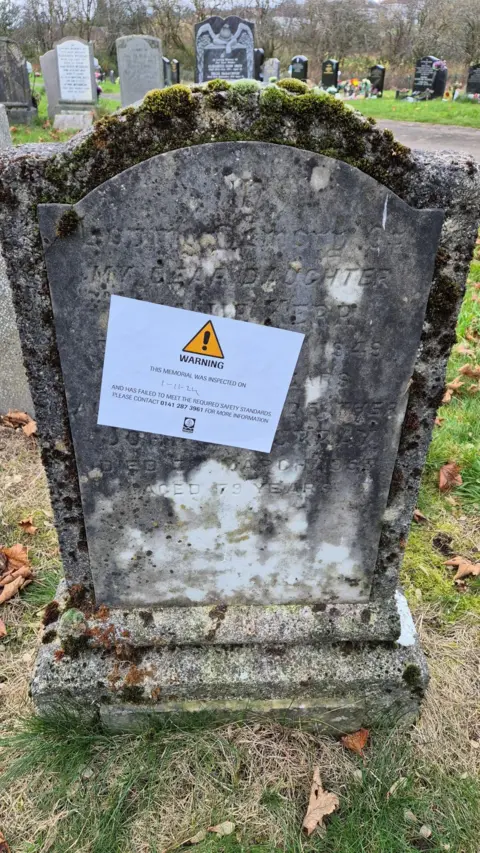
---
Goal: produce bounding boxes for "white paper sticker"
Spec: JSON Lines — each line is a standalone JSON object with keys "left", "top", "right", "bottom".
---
{"left": 97, "top": 296, "right": 304, "bottom": 453}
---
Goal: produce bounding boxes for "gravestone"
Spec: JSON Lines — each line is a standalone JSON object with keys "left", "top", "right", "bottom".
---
{"left": 54, "top": 37, "right": 96, "bottom": 128}
{"left": 195, "top": 16, "right": 255, "bottom": 83}
{"left": 172, "top": 59, "right": 180, "bottom": 84}
{"left": 0, "top": 247, "right": 34, "bottom": 415}
{"left": 0, "top": 37, "right": 37, "bottom": 124}
{"left": 322, "top": 58, "right": 339, "bottom": 89}
{"left": 263, "top": 57, "right": 280, "bottom": 82}
{"left": 369, "top": 64, "right": 385, "bottom": 97}
{"left": 1, "top": 89, "right": 478, "bottom": 731}
{"left": 0, "top": 104, "right": 11, "bottom": 147}
{"left": 254, "top": 48, "right": 265, "bottom": 80}
{"left": 413, "top": 56, "right": 447, "bottom": 98}
{"left": 467, "top": 63, "right": 480, "bottom": 95}
{"left": 40, "top": 48, "right": 61, "bottom": 120}
{"left": 163, "top": 57, "right": 172, "bottom": 87}
{"left": 291, "top": 55, "right": 308, "bottom": 81}
{"left": 116, "top": 35, "right": 163, "bottom": 107}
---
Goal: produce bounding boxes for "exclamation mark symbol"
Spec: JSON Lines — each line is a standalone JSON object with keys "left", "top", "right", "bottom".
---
{"left": 202, "top": 331, "right": 210, "bottom": 351}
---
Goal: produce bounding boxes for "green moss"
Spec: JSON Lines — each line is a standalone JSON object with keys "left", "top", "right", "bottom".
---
{"left": 402, "top": 663, "right": 423, "bottom": 693}
{"left": 205, "top": 79, "right": 231, "bottom": 92}
{"left": 140, "top": 85, "right": 196, "bottom": 119}
{"left": 230, "top": 79, "right": 259, "bottom": 94}
{"left": 55, "top": 208, "right": 80, "bottom": 238}
{"left": 277, "top": 78, "right": 308, "bottom": 94}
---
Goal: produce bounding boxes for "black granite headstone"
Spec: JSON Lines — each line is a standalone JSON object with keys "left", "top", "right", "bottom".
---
{"left": 171, "top": 59, "right": 180, "bottom": 84}
{"left": 163, "top": 57, "right": 172, "bottom": 87}
{"left": 254, "top": 48, "right": 265, "bottom": 81}
{"left": 413, "top": 56, "right": 447, "bottom": 98}
{"left": 0, "top": 37, "right": 37, "bottom": 123}
{"left": 369, "top": 64, "right": 385, "bottom": 97}
{"left": 322, "top": 58, "right": 339, "bottom": 89}
{"left": 291, "top": 55, "right": 308, "bottom": 81}
{"left": 467, "top": 64, "right": 480, "bottom": 95}
{"left": 195, "top": 16, "right": 255, "bottom": 83}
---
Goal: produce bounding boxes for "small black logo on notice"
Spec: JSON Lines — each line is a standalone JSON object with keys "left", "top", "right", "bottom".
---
{"left": 183, "top": 417, "right": 196, "bottom": 434}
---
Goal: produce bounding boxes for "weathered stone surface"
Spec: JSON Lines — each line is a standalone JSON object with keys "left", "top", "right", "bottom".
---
{"left": 0, "top": 37, "right": 36, "bottom": 124}
{"left": 40, "top": 48, "right": 61, "bottom": 120}
{"left": 38, "top": 142, "right": 441, "bottom": 608}
{"left": 195, "top": 16, "right": 255, "bottom": 83}
{"left": 0, "top": 246, "right": 34, "bottom": 414}
{"left": 53, "top": 112, "right": 93, "bottom": 131}
{"left": 116, "top": 35, "right": 163, "bottom": 108}
{"left": 0, "top": 104, "right": 11, "bottom": 147}
{"left": 263, "top": 58, "right": 280, "bottom": 82}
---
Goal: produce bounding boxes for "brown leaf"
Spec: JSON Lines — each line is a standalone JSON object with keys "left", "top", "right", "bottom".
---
{"left": 341, "top": 728, "right": 369, "bottom": 757}
{"left": 459, "top": 364, "right": 480, "bottom": 378}
{"left": 0, "top": 575, "right": 31, "bottom": 605}
{"left": 439, "top": 463, "right": 462, "bottom": 492}
{"left": 434, "top": 417, "right": 444, "bottom": 426}
{"left": 455, "top": 342, "right": 473, "bottom": 355}
{"left": 19, "top": 516, "right": 38, "bottom": 535}
{"left": 0, "top": 409, "right": 29, "bottom": 428}
{"left": 0, "top": 543, "right": 29, "bottom": 572}
{"left": 0, "top": 565, "right": 33, "bottom": 586}
{"left": 0, "top": 831, "right": 10, "bottom": 853}
{"left": 413, "top": 509, "right": 428, "bottom": 524}
{"left": 466, "top": 330, "right": 480, "bottom": 342}
{"left": 207, "top": 821, "right": 235, "bottom": 837}
{"left": 22, "top": 418, "right": 37, "bottom": 437}
{"left": 445, "top": 556, "right": 480, "bottom": 581}
{"left": 446, "top": 376, "right": 464, "bottom": 390}
{"left": 0, "top": 618, "right": 6, "bottom": 637}
{"left": 302, "top": 767, "right": 339, "bottom": 836}
{"left": 441, "top": 388, "right": 453, "bottom": 404}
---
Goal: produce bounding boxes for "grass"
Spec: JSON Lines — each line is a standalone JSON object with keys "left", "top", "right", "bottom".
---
{"left": 0, "top": 250, "right": 479, "bottom": 850}
{"left": 353, "top": 89, "right": 480, "bottom": 127}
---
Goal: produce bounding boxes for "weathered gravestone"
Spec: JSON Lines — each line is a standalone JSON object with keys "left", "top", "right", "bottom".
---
{"left": 40, "top": 48, "right": 61, "bottom": 120}
{"left": 254, "top": 48, "right": 265, "bottom": 81}
{"left": 322, "top": 58, "right": 339, "bottom": 89}
{"left": 1, "top": 86, "right": 478, "bottom": 730}
{"left": 291, "top": 55, "right": 308, "bottom": 81}
{"left": 163, "top": 57, "right": 172, "bottom": 87}
{"left": 171, "top": 59, "right": 180, "bottom": 85}
{"left": 263, "top": 58, "right": 280, "bottom": 82}
{"left": 0, "top": 104, "right": 11, "bottom": 147}
{"left": 54, "top": 37, "right": 96, "bottom": 128}
{"left": 467, "top": 64, "right": 480, "bottom": 96}
{"left": 116, "top": 35, "right": 163, "bottom": 107}
{"left": 0, "top": 37, "right": 37, "bottom": 124}
{"left": 413, "top": 56, "right": 447, "bottom": 98}
{"left": 195, "top": 16, "right": 255, "bottom": 83}
{"left": 369, "top": 64, "right": 385, "bottom": 97}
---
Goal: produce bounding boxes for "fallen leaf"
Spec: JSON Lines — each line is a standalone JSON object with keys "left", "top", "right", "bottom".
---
{"left": 19, "top": 516, "right": 37, "bottom": 535}
{"left": 466, "top": 330, "right": 480, "bottom": 342}
{"left": 455, "top": 342, "right": 473, "bottom": 355}
{"left": 0, "top": 618, "right": 6, "bottom": 637}
{"left": 302, "top": 767, "right": 339, "bottom": 836}
{"left": 446, "top": 376, "right": 464, "bottom": 390}
{"left": 207, "top": 821, "right": 235, "bottom": 837}
{"left": 0, "top": 410, "right": 29, "bottom": 428}
{"left": 341, "top": 728, "right": 369, "bottom": 757}
{"left": 0, "top": 575, "right": 32, "bottom": 605}
{"left": 0, "top": 543, "right": 29, "bottom": 572}
{"left": 434, "top": 417, "right": 444, "bottom": 426}
{"left": 387, "top": 777, "right": 407, "bottom": 799}
{"left": 22, "top": 418, "right": 37, "bottom": 437}
{"left": 459, "top": 364, "right": 480, "bottom": 378}
{"left": 0, "top": 831, "right": 10, "bottom": 853}
{"left": 413, "top": 509, "right": 428, "bottom": 524}
{"left": 439, "top": 463, "right": 462, "bottom": 492}
{"left": 187, "top": 830, "right": 207, "bottom": 844}
{"left": 441, "top": 388, "right": 453, "bottom": 404}
{"left": 419, "top": 825, "right": 432, "bottom": 840}
{"left": 0, "top": 544, "right": 33, "bottom": 604}
{"left": 445, "top": 556, "right": 480, "bottom": 581}
{"left": 404, "top": 809, "right": 418, "bottom": 824}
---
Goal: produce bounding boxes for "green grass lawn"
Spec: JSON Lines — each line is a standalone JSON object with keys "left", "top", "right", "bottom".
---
{"left": 354, "top": 89, "right": 480, "bottom": 127}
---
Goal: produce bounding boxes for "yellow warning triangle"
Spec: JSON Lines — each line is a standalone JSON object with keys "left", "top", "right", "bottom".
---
{"left": 183, "top": 321, "right": 224, "bottom": 359}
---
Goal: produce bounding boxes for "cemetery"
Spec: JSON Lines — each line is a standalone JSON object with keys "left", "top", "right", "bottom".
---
{"left": 0, "top": 4, "right": 479, "bottom": 851}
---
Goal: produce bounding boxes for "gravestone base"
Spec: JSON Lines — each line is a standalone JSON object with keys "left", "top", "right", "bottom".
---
{"left": 31, "top": 585, "right": 428, "bottom": 733}
{"left": 5, "top": 104, "right": 37, "bottom": 124}
{"left": 53, "top": 110, "right": 94, "bottom": 131}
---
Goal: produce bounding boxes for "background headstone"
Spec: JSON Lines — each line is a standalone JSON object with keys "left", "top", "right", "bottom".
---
{"left": 56, "top": 38, "right": 96, "bottom": 109}
{"left": 0, "top": 103, "right": 12, "bottom": 147}
{"left": 171, "top": 59, "right": 180, "bottom": 84}
{"left": 369, "top": 64, "right": 385, "bottom": 96}
{"left": 254, "top": 47, "right": 265, "bottom": 80}
{"left": 195, "top": 16, "right": 255, "bottom": 83}
{"left": 116, "top": 35, "right": 163, "bottom": 108}
{"left": 263, "top": 57, "right": 280, "bottom": 81}
{"left": 0, "top": 37, "right": 37, "bottom": 124}
{"left": 413, "top": 56, "right": 447, "bottom": 98}
{"left": 0, "top": 246, "right": 34, "bottom": 416}
{"left": 466, "top": 63, "right": 480, "bottom": 95}
{"left": 291, "top": 54, "right": 308, "bottom": 81}
{"left": 40, "top": 48, "right": 61, "bottom": 120}
{"left": 322, "top": 58, "right": 339, "bottom": 89}
{"left": 163, "top": 56, "right": 172, "bottom": 86}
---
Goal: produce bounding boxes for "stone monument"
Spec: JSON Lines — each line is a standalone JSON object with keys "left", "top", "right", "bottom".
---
{"left": 40, "top": 48, "right": 61, "bottom": 120}
{"left": 291, "top": 55, "right": 308, "bottom": 81}
{"left": 0, "top": 103, "right": 11, "bottom": 147}
{"left": 116, "top": 35, "right": 163, "bottom": 107}
{"left": 1, "top": 85, "right": 478, "bottom": 731}
{"left": 413, "top": 56, "right": 447, "bottom": 98}
{"left": 54, "top": 37, "right": 96, "bottom": 129}
{"left": 195, "top": 16, "right": 255, "bottom": 83}
{"left": 369, "top": 64, "right": 385, "bottom": 97}
{"left": 0, "top": 37, "right": 37, "bottom": 124}
{"left": 322, "top": 58, "right": 339, "bottom": 89}
{"left": 467, "top": 64, "right": 480, "bottom": 96}
{"left": 263, "top": 58, "right": 280, "bottom": 82}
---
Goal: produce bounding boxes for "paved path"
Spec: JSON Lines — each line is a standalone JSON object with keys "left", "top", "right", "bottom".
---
{"left": 378, "top": 120, "right": 480, "bottom": 160}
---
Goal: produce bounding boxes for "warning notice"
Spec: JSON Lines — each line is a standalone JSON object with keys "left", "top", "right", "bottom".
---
{"left": 97, "top": 296, "right": 304, "bottom": 452}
